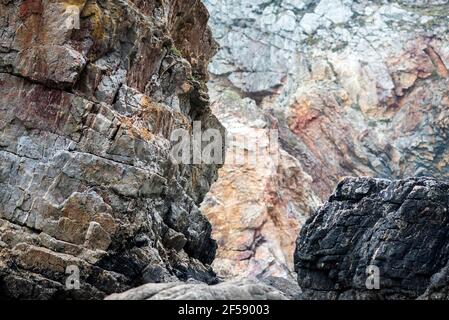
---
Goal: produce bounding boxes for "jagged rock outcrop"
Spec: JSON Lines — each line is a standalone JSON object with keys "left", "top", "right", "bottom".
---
{"left": 203, "top": 0, "right": 449, "bottom": 280}
{"left": 0, "top": 0, "right": 224, "bottom": 299}
{"left": 295, "top": 177, "right": 449, "bottom": 300}
{"left": 105, "top": 278, "right": 299, "bottom": 300}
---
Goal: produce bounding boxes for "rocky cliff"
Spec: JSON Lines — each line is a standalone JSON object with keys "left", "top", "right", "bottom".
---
{"left": 295, "top": 177, "right": 449, "bottom": 300}
{"left": 2, "top": 0, "right": 449, "bottom": 301}
{"left": 0, "top": 0, "right": 224, "bottom": 299}
{"left": 203, "top": 0, "right": 449, "bottom": 280}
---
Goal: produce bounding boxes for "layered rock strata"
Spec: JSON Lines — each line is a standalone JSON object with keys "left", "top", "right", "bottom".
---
{"left": 203, "top": 0, "right": 449, "bottom": 279}
{"left": 0, "top": 0, "right": 223, "bottom": 299}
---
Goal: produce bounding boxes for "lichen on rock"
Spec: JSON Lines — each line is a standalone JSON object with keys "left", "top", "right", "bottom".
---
{"left": 202, "top": 0, "right": 449, "bottom": 281}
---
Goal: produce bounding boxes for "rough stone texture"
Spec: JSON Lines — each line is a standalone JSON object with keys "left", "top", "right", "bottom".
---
{"left": 0, "top": 0, "right": 224, "bottom": 299}
{"left": 200, "top": 84, "right": 320, "bottom": 280}
{"left": 105, "top": 278, "right": 295, "bottom": 300}
{"left": 203, "top": 0, "right": 449, "bottom": 280}
{"left": 295, "top": 177, "right": 449, "bottom": 300}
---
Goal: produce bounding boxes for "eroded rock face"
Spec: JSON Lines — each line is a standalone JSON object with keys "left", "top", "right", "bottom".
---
{"left": 295, "top": 177, "right": 449, "bottom": 300}
{"left": 203, "top": 0, "right": 449, "bottom": 280}
{"left": 0, "top": 0, "right": 223, "bottom": 299}
{"left": 200, "top": 83, "right": 320, "bottom": 280}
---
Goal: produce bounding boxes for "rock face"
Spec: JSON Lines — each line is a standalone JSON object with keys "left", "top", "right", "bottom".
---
{"left": 200, "top": 83, "right": 320, "bottom": 280}
{"left": 203, "top": 0, "right": 449, "bottom": 280}
{"left": 295, "top": 177, "right": 449, "bottom": 300}
{"left": 0, "top": 0, "right": 224, "bottom": 299}
{"left": 105, "top": 278, "right": 297, "bottom": 300}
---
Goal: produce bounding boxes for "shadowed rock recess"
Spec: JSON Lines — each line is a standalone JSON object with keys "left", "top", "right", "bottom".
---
{"left": 0, "top": 0, "right": 225, "bottom": 299}
{"left": 295, "top": 177, "right": 449, "bottom": 300}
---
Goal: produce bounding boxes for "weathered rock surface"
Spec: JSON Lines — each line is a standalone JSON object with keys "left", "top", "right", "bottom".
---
{"left": 105, "top": 278, "right": 296, "bottom": 300}
{"left": 203, "top": 0, "right": 449, "bottom": 280}
{"left": 295, "top": 177, "right": 449, "bottom": 300}
{"left": 201, "top": 83, "right": 320, "bottom": 280}
{"left": 0, "top": 0, "right": 223, "bottom": 299}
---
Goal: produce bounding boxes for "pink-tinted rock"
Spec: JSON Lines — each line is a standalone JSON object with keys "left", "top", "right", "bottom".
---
{"left": 0, "top": 0, "right": 223, "bottom": 300}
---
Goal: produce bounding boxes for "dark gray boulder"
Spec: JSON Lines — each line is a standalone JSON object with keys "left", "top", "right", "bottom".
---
{"left": 295, "top": 177, "right": 449, "bottom": 300}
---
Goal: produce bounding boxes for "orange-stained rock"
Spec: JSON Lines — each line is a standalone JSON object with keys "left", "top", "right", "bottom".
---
{"left": 201, "top": 87, "right": 320, "bottom": 280}
{"left": 0, "top": 0, "right": 223, "bottom": 300}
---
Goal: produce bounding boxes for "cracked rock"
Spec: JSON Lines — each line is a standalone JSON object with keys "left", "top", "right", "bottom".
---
{"left": 295, "top": 177, "right": 449, "bottom": 300}
{"left": 0, "top": 0, "right": 223, "bottom": 300}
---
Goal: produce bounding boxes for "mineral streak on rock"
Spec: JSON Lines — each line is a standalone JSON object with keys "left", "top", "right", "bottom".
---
{"left": 200, "top": 84, "right": 320, "bottom": 280}
{"left": 295, "top": 177, "right": 449, "bottom": 300}
{"left": 0, "top": 0, "right": 224, "bottom": 299}
{"left": 203, "top": 0, "right": 449, "bottom": 280}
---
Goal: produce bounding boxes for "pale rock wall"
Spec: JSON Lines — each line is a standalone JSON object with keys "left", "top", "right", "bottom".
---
{"left": 295, "top": 177, "right": 449, "bottom": 300}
